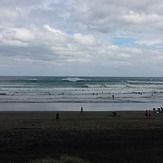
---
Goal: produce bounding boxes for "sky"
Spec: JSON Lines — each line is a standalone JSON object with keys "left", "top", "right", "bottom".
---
{"left": 0, "top": 0, "right": 163, "bottom": 76}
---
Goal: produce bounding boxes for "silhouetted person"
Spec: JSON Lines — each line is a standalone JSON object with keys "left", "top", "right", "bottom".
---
{"left": 56, "top": 112, "right": 59, "bottom": 120}
{"left": 161, "top": 107, "right": 163, "bottom": 112}
{"left": 112, "top": 94, "right": 114, "bottom": 99}
{"left": 112, "top": 111, "right": 117, "bottom": 116}
{"left": 145, "top": 110, "right": 148, "bottom": 117}
{"left": 149, "top": 111, "right": 151, "bottom": 117}
{"left": 157, "top": 108, "right": 161, "bottom": 113}
{"left": 81, "top": 107, "right": 83, "bottom": 113}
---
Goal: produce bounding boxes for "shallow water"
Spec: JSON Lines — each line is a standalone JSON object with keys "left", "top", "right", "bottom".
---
{"left": 0, "top": 102, "right": 162, "bottom": 111}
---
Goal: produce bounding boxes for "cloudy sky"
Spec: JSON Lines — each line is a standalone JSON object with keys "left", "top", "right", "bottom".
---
{"left": 0, "top": 0, "right": 163, "bottom": 76}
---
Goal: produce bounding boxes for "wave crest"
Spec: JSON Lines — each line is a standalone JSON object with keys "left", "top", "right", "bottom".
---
{"left": 62, "top": 77, "right": 88, "bottom": 82}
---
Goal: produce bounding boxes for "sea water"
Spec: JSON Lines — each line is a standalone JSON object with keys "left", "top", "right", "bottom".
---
{"left": 0, "top": 76, "right": 163, "bottom": 111}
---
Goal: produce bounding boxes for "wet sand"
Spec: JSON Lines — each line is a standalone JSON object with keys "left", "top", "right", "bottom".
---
{"left": 0, "top": 111, "right": 163, "bottom": 163}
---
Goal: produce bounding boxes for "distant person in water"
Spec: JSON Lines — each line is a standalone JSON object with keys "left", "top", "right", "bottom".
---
{"left": 112, "top": 94, "right": 114, "bottom": 99}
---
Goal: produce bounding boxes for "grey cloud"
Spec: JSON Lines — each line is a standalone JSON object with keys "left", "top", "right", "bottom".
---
{"left": 70, "top": 0, "right": 163, "bottom": 35}
{"left": 0, "top": 0, "right": 163, "bottom": 76}
{"left": 0, "top": 0, "right": 41, "bottom": 7}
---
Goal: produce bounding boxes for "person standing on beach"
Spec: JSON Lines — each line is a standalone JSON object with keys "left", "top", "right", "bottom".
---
{"left": 145, "top": 110, "right": 151, "bottom": 118}
{"left": 81, "top": 107, "right": 83, "bottom": 113}
{"left": 56, "top": 112, "right": 59, "bottom": 120}
{"left": 145, "top": 110, "right": 148, "bottom": 117}
{"left": 148, "top": 110, "right": 151, "bottom": 117}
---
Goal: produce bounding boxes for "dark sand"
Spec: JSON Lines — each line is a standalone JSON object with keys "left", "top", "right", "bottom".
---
{"left": 0, "top": 111, "right": 163, "bottom": 163}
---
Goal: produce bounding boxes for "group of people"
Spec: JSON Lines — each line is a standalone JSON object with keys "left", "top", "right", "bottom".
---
{"left": 57, "top": 107, "right": 162, "bottom": 119}
{"left": 145, "top": 110, "right": 151, "bottom": 117}
{"left": 153, "top": 107, "right": 163, "bottom": 113}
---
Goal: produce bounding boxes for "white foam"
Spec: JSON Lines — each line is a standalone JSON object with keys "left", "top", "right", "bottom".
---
{"left": 126, "top": 80, "right": 163, "bottom": 84}
{"left": 62, "top": 77, "right": 88, "bottom": 82}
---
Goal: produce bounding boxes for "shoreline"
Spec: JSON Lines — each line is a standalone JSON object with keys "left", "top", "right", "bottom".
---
{"left": 0, "top": 102, "right": 163, "bottom": 111}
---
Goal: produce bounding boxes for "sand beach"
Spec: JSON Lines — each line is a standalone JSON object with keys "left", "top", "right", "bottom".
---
{"left": 0, "top": 111, "right": 163, "bottom": 163}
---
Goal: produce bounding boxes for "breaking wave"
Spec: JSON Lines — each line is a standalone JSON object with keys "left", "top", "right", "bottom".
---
{"left": 62, "top": 77, "right": 90, "bottom": 82}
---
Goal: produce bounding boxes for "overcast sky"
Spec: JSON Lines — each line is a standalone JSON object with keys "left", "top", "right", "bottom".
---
{"left": 0, "top": 0, "right": 163, "bottom": 76}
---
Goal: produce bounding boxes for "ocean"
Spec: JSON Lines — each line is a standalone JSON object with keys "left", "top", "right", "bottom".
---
{"left": 0, "top": 76, "right": 163, "bottom": 111}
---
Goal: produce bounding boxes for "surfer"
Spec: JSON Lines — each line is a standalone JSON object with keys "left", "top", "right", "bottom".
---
{"left": 112, "top": 94, "right": 114, "bottom": 99}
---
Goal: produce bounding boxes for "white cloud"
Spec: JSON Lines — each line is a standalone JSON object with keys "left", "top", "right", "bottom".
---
{"left": 44, "top": 25, "right": 66, "bottom": 36}
{"left": 136, "top": 39, "right": 163, "bottom": 46}
{"left": 73, "top": 33, "right": 95, "bottom": 45}
{"left": 9, "top": 28, "right": 34, "bottom": 41}
{"left": 1, "top": 27, "right": 35, "bottom": 47}
{"left": 122, "top": 11, "right": 161, "bottom": 24}
{"left": 0, "top": 8, "right": 20, "bottom": 21}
